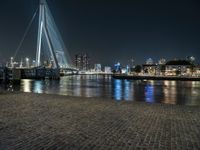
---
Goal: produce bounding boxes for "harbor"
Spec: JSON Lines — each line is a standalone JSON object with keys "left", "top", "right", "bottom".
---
{"left": 0, "top": 0, "right": 200, "bottom": 149}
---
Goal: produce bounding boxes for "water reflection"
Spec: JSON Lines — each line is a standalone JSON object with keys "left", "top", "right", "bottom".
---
{"left": 163, "top": 81, "right": 177, "bottom": 104}
{"left": 145, "top": 84, "right": 154, "bottom": 103}
{"left": 33, "top": 80, "right": 43, "bottom": 93}
{"left": 22, "top": 79, "right": 32, "bottom": 93}
{"left": 112, "top": 79, "right": 134, "bottom": 101}
{"left": 113, "top": 79, "right": 122, "bottom": 100}
{"left": 124, "top": 80, "right": 133, "bottom": 101}
{"left": 3, "top": 75, "right": 200, "bottom": 106}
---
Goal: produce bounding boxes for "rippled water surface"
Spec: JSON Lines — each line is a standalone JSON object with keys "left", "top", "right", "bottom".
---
{"left": 1, "top": 75, "right": 200, "bottom": 106}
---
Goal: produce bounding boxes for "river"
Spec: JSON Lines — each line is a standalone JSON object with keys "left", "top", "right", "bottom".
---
{"left": 1, "top": 75, "right": 200, "bottom": 106}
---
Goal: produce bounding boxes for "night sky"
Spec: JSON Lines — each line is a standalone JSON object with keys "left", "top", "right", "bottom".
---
{"left": 0, "top": 0, "right": 200, "bottom": 66}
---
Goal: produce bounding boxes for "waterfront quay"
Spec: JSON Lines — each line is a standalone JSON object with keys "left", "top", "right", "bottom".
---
{"left": 0, "top": 92, "right": 199, "bottom": 150}
{"left": 112, "top": 74, "right": 200, "bottom": 81}
{"left": 0, "top": 67, "right": 62, "bottom": 82}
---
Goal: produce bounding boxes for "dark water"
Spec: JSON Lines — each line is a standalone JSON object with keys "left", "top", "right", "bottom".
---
{"left": 1, "top": 75, "right": 200, "bottom": 106}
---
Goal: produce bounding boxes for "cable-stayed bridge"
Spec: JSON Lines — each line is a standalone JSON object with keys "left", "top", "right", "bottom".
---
{"left": 4, "top": 0, "right": 78, "bottom": 80}
{"left": 36, "top": 0, "right": 71, "bottom": 69}
{"left": 14, "top": 0, "right": 75, "bottom": 71}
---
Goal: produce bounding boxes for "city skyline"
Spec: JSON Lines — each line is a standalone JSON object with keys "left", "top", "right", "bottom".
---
{"left": 0, "top": 0, "right": 200, "bottom": 66}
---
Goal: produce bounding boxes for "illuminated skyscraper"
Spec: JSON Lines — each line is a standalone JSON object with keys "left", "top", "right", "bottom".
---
{"left": 75, "top": 53, "right": 90, "bottom": 71}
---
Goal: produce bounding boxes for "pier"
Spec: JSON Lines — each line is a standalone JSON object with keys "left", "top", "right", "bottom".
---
{"left": 0, "top": 67, "right": 61, "bottom": 82}
{"left": 20, "top": 67, "right": 60, "bottom": 80}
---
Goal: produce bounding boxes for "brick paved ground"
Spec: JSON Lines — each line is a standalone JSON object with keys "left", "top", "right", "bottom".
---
{"left": 0, "top": 92, "right": 199, "bottom": 150}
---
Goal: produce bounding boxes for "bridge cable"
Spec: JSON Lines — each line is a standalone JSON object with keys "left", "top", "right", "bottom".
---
{"left": 13, "top": 7, "right": 39, "bottom": 60}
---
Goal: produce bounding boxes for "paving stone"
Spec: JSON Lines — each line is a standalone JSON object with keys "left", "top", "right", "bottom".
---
{"left": 0, "top": 92, "right": 199, "bottom": 150}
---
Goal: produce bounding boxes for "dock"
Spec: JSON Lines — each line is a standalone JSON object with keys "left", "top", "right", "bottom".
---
{"left": 20, "top": 67, "right": 60, "bottom": 79}
{"left": 0, "top": 67, "right": 60, "bottom": 83}
{"left": 112, "top": 74, "right": 200, "bottom": 81}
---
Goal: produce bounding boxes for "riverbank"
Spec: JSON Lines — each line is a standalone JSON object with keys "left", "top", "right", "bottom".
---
{"left": 0, "top": 92, "right": 200, "bottom": 149}
{"left": 113, "top": 74, "right": 200, "bottom": 81}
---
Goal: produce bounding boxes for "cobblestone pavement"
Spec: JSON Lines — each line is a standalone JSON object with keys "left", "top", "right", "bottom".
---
{"left": 0, "top": 92, "right": 199, "bottom": 150}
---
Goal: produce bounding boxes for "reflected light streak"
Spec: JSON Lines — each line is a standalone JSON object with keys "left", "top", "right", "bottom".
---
{"left": 171, "top": 81, "right": 176, "bottom": 86}
{"left": 145, "top": 84, "right": 154, "bottom": 103}
{"left": 124, "top": 80, "right": 130, "bottom": 101}
{"left": 114, "top": 79, "right": 122, "bottom": 101}
{"left": 74, "top": 77, "right": 81, "bottom": 96}
{"left": 163, "top": 80, "right": 176, "bottom": 104}
{"left": 22, "top": 79, "right": 32, "bottom": 93}
{"left": 33, "top": 81, "right": 43, "bottom": 93}
{"left": 164, "top": 80, "right": 170, "bottom": 86}
{"left": 85, "top": 76, "right": 92, "bottom": 97}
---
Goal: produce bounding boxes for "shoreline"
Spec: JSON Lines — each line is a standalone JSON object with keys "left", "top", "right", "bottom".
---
{"left": 0, "top": 91, "right": 198, "bottom": 106}
{"left": 113, "top": 74, "right": 200, "bottom": 81}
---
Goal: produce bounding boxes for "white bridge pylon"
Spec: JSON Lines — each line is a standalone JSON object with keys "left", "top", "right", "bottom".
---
{"left": 36, "top": 0, "right": 71, "bottom": 68}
